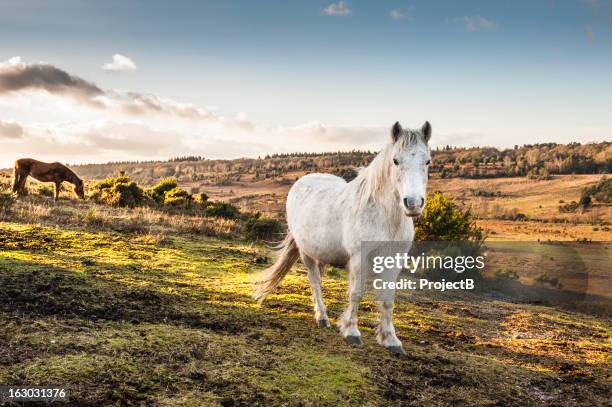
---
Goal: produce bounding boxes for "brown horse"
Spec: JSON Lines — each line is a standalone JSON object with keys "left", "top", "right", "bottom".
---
{"left": 13, "top": 158, "right": 85, "bottom": 201}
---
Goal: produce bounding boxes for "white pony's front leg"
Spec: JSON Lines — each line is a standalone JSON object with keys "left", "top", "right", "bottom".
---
{"left": 375, "top": 266, "right": 405, "bottom": 354}
{"left": 377, "top": 300, "right": 405, "bottom": 354}
{"left": 338, "top": 255, "right": 365, "bottom": 345}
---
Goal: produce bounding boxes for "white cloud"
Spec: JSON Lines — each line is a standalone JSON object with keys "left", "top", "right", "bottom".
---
{"left": 102, "top": 53, "right": 137, "bottom": 72}
{"left": 447, "top": 15, "right": 497, "bottom": 32}
{"left": 0, "top": 56, "right": 24, "bottom": 69}
{"left": 323, "top": 1, "right": 351, "bottom": 16}
{"left": 390, "top": 10, "right": 404, "bottom": 20}
{"left": 390, "top": 8, "right": 414, "bottom": 22}
{"left": 0, "top": 119, "right": 23, "bottom": 139}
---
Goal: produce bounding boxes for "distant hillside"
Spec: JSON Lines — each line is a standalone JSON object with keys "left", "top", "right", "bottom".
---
{"left": 69, "top": 142, "right": 611, "bottom": 185}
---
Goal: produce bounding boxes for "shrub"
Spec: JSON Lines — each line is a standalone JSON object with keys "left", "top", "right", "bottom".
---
{"left": 90, "top": 175, "right": 146, "bottom": 208}
{"left": 514, "top": 213, "right": 528, "bottom": 221}
{"left": 194, "top": 192, "right": 209, "bottom": 205}
{"left": 470, "top": 189, "right": 501, "bottom": 198}
{"left": 244, "top": 214, "right": 284, "bottom": 240}
{"left": 535, "top": 273, "right": 562, "bottom": 289}
{"left": 333, "top": 167, "right": 359, "bottom": 182}
{"left": 495, "top": 268, "right": 519, "bottom": 280}
{"left": 415, "top": 192, "right": 483, "bottom": 242}
{"left": 579, "top": 194, "right": 591, "bottom": 207}
{"left": 559, "top": 201, "right": 579, "bottom": 213}
{"left": 84, "top": 207, "right": 105, "bottom": 227}
{"left": 581, "top": 176, "right": 611, "bottom": 204}
{"left": 0, "top": 190, "right": 15, "bottom": 213}
{"left": 205, "top": 201, "right": 240, "bottom": 219}
{"left": 163, "top": 187, "right": 193, "bottom": 208}
{"left": 37, "top": 184, "right": 54, "bottom": 197}
{"left": 147, "top": 178, "right": 178, "bottom": 204}
{"left": 414, "top": 193, "right": 484, "bottom": 283}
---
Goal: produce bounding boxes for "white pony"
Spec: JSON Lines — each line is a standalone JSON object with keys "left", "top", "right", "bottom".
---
{"left": 254, "top": 121, "right": 432, "bottom": 354}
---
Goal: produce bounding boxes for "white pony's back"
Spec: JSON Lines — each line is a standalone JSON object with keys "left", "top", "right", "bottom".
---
{"left": 286, "top": 173, "right": 354, "bottom": 266}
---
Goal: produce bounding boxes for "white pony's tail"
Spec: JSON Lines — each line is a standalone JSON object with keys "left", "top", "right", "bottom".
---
{"left": 253, "top": 232, "right": 300, "bottom": 304}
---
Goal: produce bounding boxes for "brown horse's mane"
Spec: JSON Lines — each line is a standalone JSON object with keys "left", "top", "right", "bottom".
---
{"left": 64, "top": 166, "right": 82, "bottom": 184}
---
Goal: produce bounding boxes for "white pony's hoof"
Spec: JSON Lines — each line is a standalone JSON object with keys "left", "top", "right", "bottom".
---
{"left": 318, "top": 319, "right": 330, "bottom": 328}
{"left": 386, "top": 346, "right": 406, "bottom": 355}
{"left": 345, "top": 335, "right": 363, "bottom": 346}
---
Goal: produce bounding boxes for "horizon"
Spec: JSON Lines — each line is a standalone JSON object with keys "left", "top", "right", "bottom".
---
{"left": 2, "top": 139, "right": 609, "bottom": 171}
{"left": 1, "top": 0, "right": 611, "bottom": 168}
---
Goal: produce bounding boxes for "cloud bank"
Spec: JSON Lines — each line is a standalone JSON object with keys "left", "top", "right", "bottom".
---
{"left": 0, "top": 57, "right": 253, "bottom": 130}
{"left": 0, "top": 120, "right": 23, "bottom": 139}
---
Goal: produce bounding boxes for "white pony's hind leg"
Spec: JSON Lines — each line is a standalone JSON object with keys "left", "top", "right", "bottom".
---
{"left": 302, "top": 255, "right": 329, "bottom": 327}
{"left": 338, "top": 255, "right": 365, "bottom": 345}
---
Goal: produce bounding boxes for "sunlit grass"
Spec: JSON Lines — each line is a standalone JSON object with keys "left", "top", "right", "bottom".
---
{"left": 1, "top": 221, "right": 610, "bottom": 405}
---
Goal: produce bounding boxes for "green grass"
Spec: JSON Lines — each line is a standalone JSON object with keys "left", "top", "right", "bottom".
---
{"left": 0, "top": 221, "right": 610, "bottom": 406}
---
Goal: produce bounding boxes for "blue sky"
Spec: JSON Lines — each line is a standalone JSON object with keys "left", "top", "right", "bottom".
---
{"left": 0, "top": 0, "right": 610, "bottom": 165}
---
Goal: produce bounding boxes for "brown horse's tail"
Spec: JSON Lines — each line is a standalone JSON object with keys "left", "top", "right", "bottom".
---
{"left": 253, "top": 232, "right": 300, "bottom": 304}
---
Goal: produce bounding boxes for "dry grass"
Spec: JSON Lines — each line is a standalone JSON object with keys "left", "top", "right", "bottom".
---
{"left": 0, "top": 193, "right": 241, "bottom": 239}
{"left": 429, "top": 174, "right": 611, "bottom": 224}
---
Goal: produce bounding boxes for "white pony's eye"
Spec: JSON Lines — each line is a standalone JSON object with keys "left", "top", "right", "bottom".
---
{"left": 393, "top": 158, "right": 400, "bottom": 166}
{"left": 426, "top": 160, "right": 431, "bottom": 165}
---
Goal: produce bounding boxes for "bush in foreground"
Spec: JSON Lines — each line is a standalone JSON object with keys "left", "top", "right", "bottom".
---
{"left": 415, "top": 192, "right": 485, "bottom": 282}
{"left": 0, "top": 190, "right": 15, "bottom": 213}
{"left": 205, "top": 201, "right": 240, "bottom": 219}
{"left": 244, "top": 214, "right": 283, "bottom": 240}
{"left": 415, "top": 192, "right": 483, "bottom": 242}
{"left": 90, "top": 175, "right": 146, "bottom": 208}
{"left": 147, "top": 178, "right": 178, "bottom": 204}
{"left": 163, "top": 187, "right": 193, "bottom": 208}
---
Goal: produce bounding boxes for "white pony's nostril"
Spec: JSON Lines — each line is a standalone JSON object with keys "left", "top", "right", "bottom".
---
{"left": 404, "top": 197, "right": 422, "bottom": 209}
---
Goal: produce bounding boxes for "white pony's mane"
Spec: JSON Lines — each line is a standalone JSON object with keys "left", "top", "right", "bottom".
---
{"left": 355, "top": 130, "right": 426, "bottom": 209}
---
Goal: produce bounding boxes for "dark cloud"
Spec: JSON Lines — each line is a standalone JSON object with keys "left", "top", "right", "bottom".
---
{"left": 0, "top": 57, "right": 255, "bottom": 129}
{"left": 0, "top": 58, "right": 103, "bottom": 106}
{"left": 0, "top": 120, "right": 23, "bottom": 139}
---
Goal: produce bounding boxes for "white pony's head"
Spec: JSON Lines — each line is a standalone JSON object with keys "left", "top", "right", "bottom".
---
{"left": 388, "top": 121, "right": 432, "bottom": 217}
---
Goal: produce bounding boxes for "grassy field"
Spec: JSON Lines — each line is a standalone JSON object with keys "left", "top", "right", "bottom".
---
{"left": 188, "top": 174, "right": 610, "bottom": 221}
{"left": 1, "top": 219, "right": 610, "bottom": 406}
{"left": 193, "top": 174, "right": 612, "bottom": 241}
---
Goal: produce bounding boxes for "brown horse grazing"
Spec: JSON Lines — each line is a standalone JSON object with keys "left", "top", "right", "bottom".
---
{"left": 13, "top": 158, "right": 85, "bottom": 201}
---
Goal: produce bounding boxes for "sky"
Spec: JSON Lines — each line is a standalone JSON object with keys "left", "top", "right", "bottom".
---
{"left": 0, "top": 0, "right": 611, "bottom": 167}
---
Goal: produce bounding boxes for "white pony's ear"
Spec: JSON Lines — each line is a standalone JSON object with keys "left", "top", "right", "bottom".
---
{"left": 391, "top": 121, "right": 402, "bottom": 142}
{"left": 421, "top": 121, "right": 432, "bottom": 143}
